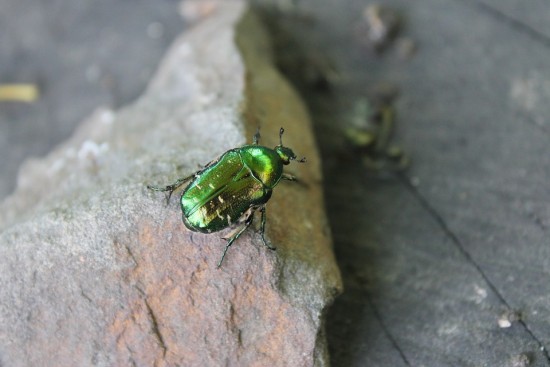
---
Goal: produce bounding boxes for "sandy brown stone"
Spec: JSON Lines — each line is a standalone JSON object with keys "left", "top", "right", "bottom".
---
{"left": 0, "top": 2, "right": 342, "bottom": 366}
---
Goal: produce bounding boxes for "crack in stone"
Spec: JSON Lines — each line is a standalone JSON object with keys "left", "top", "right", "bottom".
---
{"left": 399, "top": 172, "right": 550, "bottom": 364}
{"left": 123, "top": 243, "right": 138, "bottom": 267}
{"left": 143, "top": 298, "right": 168, "bottom": 358}
{"left": 456, "top": 0, "right": 550, "bottom": 50}
{"left": 525, "top": 115, "right": 550, "bottom": 136}
{"left": 347, "top": 267, "right": 412, "bottom": 367}
{"left": 79, "top": 287, "right": 94, "bottom": 304}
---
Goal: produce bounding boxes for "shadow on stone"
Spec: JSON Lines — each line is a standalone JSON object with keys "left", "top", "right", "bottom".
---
{"left": 256, "top": 4, "right": 408, "bottom": 365}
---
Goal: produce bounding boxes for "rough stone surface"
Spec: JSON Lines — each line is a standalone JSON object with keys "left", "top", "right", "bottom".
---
{"left": 0, "top": 0, "right": 184, "bottom": 200}
{"left": 0, "top": 2, "right": 342, "bottom": 367}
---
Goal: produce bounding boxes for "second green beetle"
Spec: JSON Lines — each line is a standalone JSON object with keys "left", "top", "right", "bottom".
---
{"left": 148, "top": 128, "right": 305, "bottom": 267}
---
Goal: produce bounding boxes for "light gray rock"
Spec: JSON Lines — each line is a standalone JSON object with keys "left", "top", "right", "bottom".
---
{"left": 0, "top": 2, "right": 342, "bottom": 366}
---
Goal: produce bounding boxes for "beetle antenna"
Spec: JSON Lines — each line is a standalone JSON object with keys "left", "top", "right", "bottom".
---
{"left": 298, "top": 157, "right": 307, "bottom": 163}
{"left": 279, "top": 127, "right": 285, "bottom": 146}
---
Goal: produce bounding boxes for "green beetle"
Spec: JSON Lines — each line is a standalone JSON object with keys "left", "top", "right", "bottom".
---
{"left": 148, "top": 128, "right": 305, "bottom": 267}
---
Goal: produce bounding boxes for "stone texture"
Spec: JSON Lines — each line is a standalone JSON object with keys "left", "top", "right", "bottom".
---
{"left": 0, "top": 2, "right": 342, "bottom": 366}
{"left": 0, "top": 0, "right": 184, "bottom": 200}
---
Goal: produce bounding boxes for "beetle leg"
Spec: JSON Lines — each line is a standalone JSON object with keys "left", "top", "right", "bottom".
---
{"left": 281, "top": 173, "right": 309, "bottom": 188}
{"left": 281, "top": 173, "right": 298, "bottom": 182}
{"left": 218, "top": 213, "right": 254, "bottom": 268}
{"left": 147, "top": 173, "right": 196, "bottom": 204}
{"left": 259, "top": 206, "right": 276, "bottom": 251}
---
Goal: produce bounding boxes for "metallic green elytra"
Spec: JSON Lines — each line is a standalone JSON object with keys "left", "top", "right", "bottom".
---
{"left": 147, "top": 127, "right": 305, "bottom": 267}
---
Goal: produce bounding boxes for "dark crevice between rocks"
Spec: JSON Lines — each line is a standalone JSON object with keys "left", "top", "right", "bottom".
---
{"left": 254, "top": 3, "right": 410, "bottom": 366}
{"left": 313, "top": 302, "right": 335, "bottom": 366}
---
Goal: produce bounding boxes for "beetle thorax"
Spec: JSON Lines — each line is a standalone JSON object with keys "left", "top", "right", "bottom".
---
{"left": 240, "top": 146, "right": 284, "bottom": 188}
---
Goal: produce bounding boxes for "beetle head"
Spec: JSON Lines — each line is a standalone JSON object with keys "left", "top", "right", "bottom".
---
{"left": 276, "top": 127, "right": 306, "bottom": 165}
{"left": 275, "top": 146, "right": 297, "bottom": 165}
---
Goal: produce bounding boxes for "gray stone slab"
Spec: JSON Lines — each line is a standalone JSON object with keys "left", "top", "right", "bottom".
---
{"left": 263, "top": 0, "right": 550, "bottom": 365}
{"left": 396, "top": 0, "right": 550, "bottom": 360}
